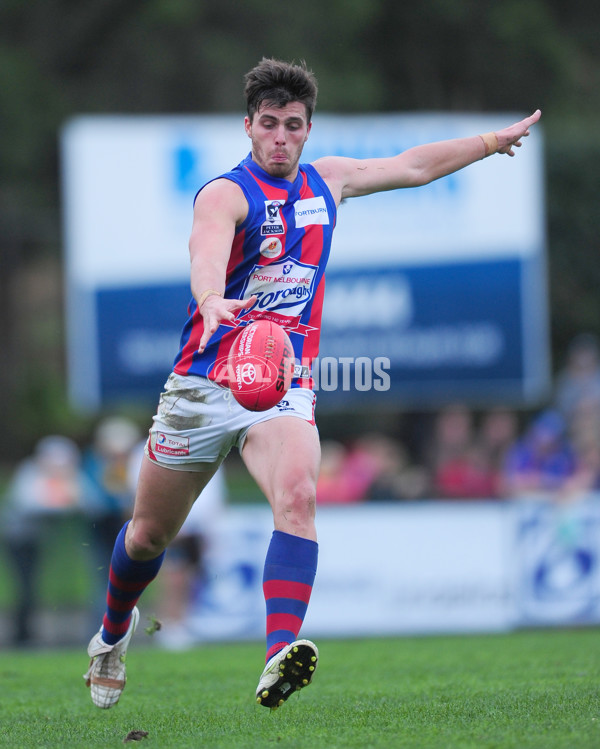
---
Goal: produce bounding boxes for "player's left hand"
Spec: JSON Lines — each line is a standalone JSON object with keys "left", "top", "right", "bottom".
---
{"left": 496, "top": 109, "right": 542, "bottom": 156}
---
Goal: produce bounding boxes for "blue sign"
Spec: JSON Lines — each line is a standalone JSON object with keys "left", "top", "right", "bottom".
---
{"left": 316, "top": 255, "right": 549, "bottom": 408}
{"left": 92, "top": 253, "right": 549, "bottom": 408}
{"left": 96, "top": 283, "right": 190, "bottom": 405}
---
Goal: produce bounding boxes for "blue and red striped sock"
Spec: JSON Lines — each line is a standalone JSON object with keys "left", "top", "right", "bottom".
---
{"left": 262, "top": 530, "right": 318, "bottom": 663}
{"left": 101, "top": 522, "right": 165, "bottom": 646}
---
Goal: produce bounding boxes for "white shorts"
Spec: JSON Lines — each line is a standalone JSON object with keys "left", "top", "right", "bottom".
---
{"left": 146, "top": 372, "right": 317, "bottom": 472}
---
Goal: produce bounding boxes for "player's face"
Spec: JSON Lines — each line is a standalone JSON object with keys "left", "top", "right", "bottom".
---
{"left": 245, "top": 101, "right": 312, "bottom": 181}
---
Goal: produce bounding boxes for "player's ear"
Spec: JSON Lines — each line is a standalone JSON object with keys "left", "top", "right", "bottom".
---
{"left": 305, "top": 121, "right": 312, "bottom": 142}
{"left": 244, "top": 116, "right": 252, "bottom": 138}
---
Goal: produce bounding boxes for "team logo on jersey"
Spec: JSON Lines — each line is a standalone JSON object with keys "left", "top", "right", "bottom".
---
{"left": 261, "top": 199, "right": 285, "bottom": 236}
{"left": 237, "top": 257, "right": 319, "bottom": 336}
{"left": 294, "top": 196, "right": 329, "bottom": 228}
{"left": 259, "top": 236, "right": 283, "bottom": 258}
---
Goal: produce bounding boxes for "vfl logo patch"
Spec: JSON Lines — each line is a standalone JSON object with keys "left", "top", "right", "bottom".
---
{"left": 294, "top": 196, "right": 329, "bottom": 228}
{"left": 261, "top": 199, "right": 285, "bottom": 235}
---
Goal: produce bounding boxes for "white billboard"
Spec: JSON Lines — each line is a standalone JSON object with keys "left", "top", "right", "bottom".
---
{"left": 61, "top": 113, "right": 548, "bottom": 409}
{"left": 184, "top": 498, "right": 600, "bottom": 642}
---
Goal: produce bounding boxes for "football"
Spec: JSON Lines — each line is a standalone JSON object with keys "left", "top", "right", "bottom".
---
{"left": 227, "top": 320, "right": 294, "bottom": 411}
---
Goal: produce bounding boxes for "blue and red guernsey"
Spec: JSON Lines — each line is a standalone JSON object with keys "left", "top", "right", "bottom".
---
{"left": 173, "top": 154, "right": 337, "bottom": 390}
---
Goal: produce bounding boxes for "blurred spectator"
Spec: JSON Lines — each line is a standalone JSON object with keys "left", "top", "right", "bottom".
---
{"left": 479, "top": 408, "right": 519, "bottom": 466}
{"left": 502, "top": 410, "right": 578, "bottom": 500}
{"left": 477, "top": 407, "right": 520, "bottom": 498}
{"left": 560, "top": 399, "right": 600, "bottom": 499}
{"left": 562, "top": 442, "right": 600, "bottom": 499}
{"left": 425, "top": 405, "right": 522, "bottom": 500}
{"left": 1, "top": 436, "right": 97, "bottom": 646}
{"left": 316, "top": 434, "right": 430, "bottom": 504}
{"left": 81, "top": 416, "right": 141, "bottom": 625}
{"left": 554, "top": 333, "right": 600, "bottom": 425}
{"left": 426, "top": 404, "right": 473, "bottom": 471}
{"left": 333, "top": 434, "right": 388, "bottom": 501}
{"left": 545, "top": 334, "right": 600, "bottom": 501}
{"left": 316, "top": 437, "right": 374, "bottom": 504}
{"left": 367, "top": 440, "right": 430, "bottom": 501}
{"left": 433, "top": 442, "right": 499, "bottom": 499}
{"left": 426, "top": 404, "right": 483, "bottom": 499}
{"left": 317, "top": 434, "right": 414, "bottom": 504}
{"left": 316, "top": 440, "right": 352, "bottom": 504}
{"left": 568, "top": 398, "right": 600, "bottom": 456}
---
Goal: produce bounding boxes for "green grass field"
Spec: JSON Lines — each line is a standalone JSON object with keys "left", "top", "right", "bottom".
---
{"left": 2, "top": 629, "right": 599, "bottom": 748}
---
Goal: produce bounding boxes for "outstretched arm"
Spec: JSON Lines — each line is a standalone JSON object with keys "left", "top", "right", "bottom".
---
{"left": 314, "top": 109, "right": 541, "bottom": 203}
{"left": 483, "top": 109, "right": 542, "bottom": 157}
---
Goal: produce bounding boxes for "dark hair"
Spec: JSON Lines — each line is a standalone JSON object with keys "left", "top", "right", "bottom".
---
{"left": 244, "top": 58, "right": 318, "bottom": 123}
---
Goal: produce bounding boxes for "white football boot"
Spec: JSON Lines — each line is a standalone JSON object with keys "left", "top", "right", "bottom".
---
{"left": 83, "top": 607, "right": 140, "bottom": 709}
{"left": 255, "top": 639, "right": 319, "bottom": 709}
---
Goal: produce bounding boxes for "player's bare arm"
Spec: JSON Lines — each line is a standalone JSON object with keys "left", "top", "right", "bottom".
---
{"left": 315, "top": 109, "right": 541, "bottom": 204}
{"left": 188, "top": 178, "right": 255, "bottom": 353}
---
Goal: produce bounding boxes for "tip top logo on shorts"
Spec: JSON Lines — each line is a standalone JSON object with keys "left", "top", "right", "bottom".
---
{"left": 154, "top": 432, "right": 190, "bottom": 456}
{"left": 261, "top": 199, "right": 285, "bottom": 236}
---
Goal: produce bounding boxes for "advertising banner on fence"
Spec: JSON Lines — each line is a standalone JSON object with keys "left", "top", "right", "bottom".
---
{"left": 513, "top": 498, "right": 600, "bottom": 625}
{"left": 186, "top": 499, "right": 600, "bottom": 642}
{"left": 187, "top": 502, "right": 515, "bottom": 641}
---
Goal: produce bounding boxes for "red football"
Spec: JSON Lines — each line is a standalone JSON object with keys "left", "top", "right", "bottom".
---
{"left": 227, "top": 320, "right": 294, "bottom": 411}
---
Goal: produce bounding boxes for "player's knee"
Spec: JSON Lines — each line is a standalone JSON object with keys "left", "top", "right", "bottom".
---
{"left": 277, "top": 478, "right": 316, "bottom": 524}
{"left": 126, "top": 522, "right": 169, "bottom": 560}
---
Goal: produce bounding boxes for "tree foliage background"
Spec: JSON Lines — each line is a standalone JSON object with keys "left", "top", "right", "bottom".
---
{"left": 0, "top": 0, "right": 599, "bottom": 460}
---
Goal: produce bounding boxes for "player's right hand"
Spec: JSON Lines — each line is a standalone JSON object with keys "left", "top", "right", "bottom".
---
{"left": 198, "top": 295, "right": 257, "bottom": 353}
